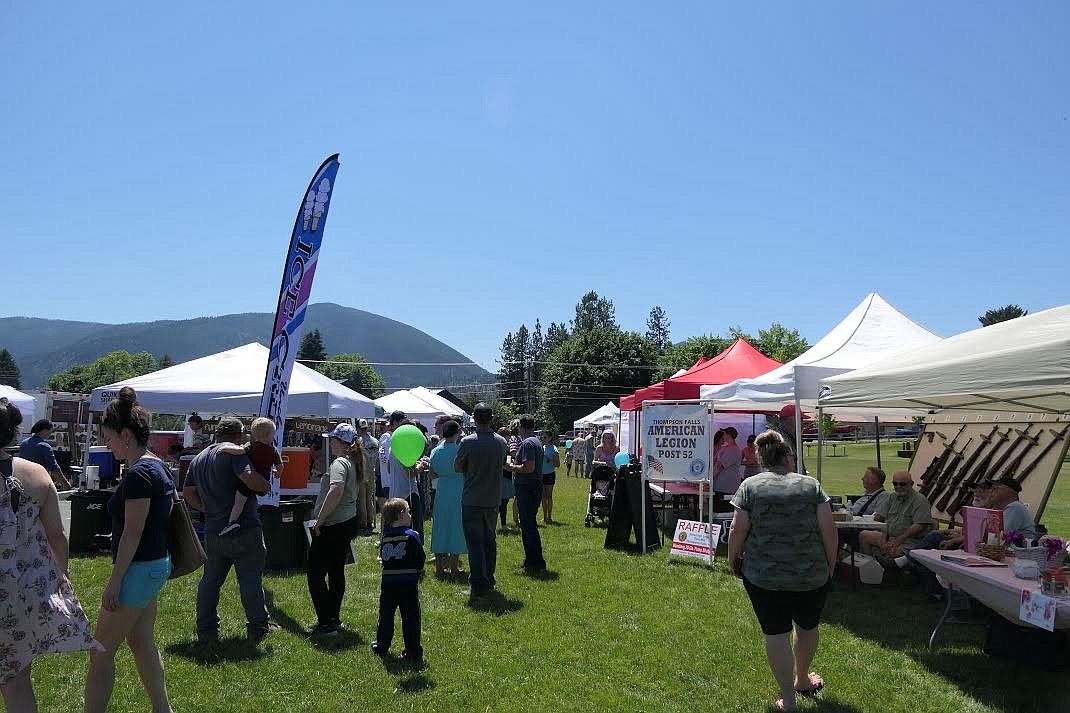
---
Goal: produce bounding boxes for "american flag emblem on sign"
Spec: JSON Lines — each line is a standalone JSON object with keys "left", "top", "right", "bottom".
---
{"left": 646, "top": 454, "right": 664, "bottom": 474}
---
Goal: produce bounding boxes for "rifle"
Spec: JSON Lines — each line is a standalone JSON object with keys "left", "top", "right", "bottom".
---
{"left": 918, "top": 425, "right": 967, "bottom": 496}
{"left": 989, "top": 425, "right": 1042, "bottom": 482}
{"left": 944, "top": 428, "right": 1011, "bottom": 520}
{"left": 925, "top": 437, "right": 973, "bottom": 507}
{"left": 1004, "top": 423, "right": 1070, "bottom": 487}
{"left": 934, "top": 426, "right": 1000, "bottom": 513}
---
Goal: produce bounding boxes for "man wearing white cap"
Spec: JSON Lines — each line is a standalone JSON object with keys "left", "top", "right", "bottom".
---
{"left": 356, "top": 418, "right": 379, "bottom": 532}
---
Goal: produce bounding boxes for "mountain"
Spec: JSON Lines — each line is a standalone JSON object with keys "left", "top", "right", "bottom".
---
{"left": 0, "top": 303, "right": 491, "bottom": 391}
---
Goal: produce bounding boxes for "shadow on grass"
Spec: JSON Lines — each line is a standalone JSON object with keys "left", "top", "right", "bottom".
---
{"left": 821, "top": 581, "right": 1070, "bottom": 713}
{"left": 465, "top": 590, "right": 524, "bottom": 615}
{"left": 166, "top": 636, "right": 268, "bottom": 666}
{"left": 760, "top": 699, "right": 862, "bottom": 712}
{"left": 264, "top": 588, "right": 306, "bottom": 637}
{"left": 519, "top": 568, "right": 561, "bottom": 582}
{"left": 309, "top": 629, "right": 366, "bottom": 652}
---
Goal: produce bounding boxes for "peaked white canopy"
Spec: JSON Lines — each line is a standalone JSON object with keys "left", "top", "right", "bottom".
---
{"left": 408, "top": 387, "right": 468, "bottom": 418}
{"left": 1, "top": 385, "right": 38, "bottom": 428}
{"left": 374, "top": 389, "right": 460, "bottom": 431}
{"left": 88, "top": 343, "right": 375, "bottom": 418}
{"left": 700, "top": 293, "right": 942, "bottom": 413}
{"left": 574, "top": 401, "right": 621, "bottom": 429}
{"left": 819, "top": 304, "right": 1070, "bottom": 414}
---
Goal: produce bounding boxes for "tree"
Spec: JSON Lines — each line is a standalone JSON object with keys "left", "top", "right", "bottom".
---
{"left": 544, "top": 321, "right": 570, "bottom": 354}
{"left": 0, "top": 349, "right": 20, "bottom": 389}
{"left": 158, "top": 354, "right": 175, "bottom": 370}
{"left": 47, "top": 351, "right": 158, "bottom": 393}
{"left": 819, "top": 413, "right": 838, "bottom": 439}
{"left": 978, "top": 304, "right": 1028, "bottom": 327}
{"left": 317, "top": 352, "right": 387, "bottom": 398}
{"left": 538, "top": 329, "right": 659, "bottom": 433}
{"left": 297, "top": 329, "right": 327, "bottom": 368}
{"left": 655, "top": 335, "right": 732, "bottom": 381}
{"left": 645, "top": 306, "right": 671, "bottom": 352}
{"left": 571, "top": 291, "right": 617, "bottom": 333}
{"left": 752, "top": 323, "right": 809, "bottom": 364}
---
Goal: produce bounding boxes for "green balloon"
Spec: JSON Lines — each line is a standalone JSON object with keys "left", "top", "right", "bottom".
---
{"left": 390, "top": 424, "right": 425, "bottom": 467}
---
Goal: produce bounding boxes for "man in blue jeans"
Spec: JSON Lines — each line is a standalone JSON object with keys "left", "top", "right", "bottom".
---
{"left": 505, "top": 414, "right": 546, "bottom": 572}
{"left": 455, "top": 403, "right": 508, "bottom": 598}
{"left": 183, "top": 418, "right": 277, "bottom": 643}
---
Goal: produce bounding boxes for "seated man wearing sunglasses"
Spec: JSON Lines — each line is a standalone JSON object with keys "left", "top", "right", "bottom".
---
{"left": 858, "top": 471, "right": 934, "bottom": 568}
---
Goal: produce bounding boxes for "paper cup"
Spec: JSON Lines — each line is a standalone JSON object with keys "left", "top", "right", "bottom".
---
{"left": 85, "top": 465, "right": 99, "bottom": 490}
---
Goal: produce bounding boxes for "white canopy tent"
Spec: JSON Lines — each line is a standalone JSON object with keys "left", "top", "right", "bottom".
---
{"left": 1, "top": 385, "right": 38, "bottom": 429}
{"left": 818, "top": 304, "right": 1070, "bottom": 414}
{"left": 408, "top": 387, "right": 468, "bottom": 418}
{"left": 375, "top": 389, "right": 453, "bottom": 431}
{"left": 699, "top": 293, "right": 942, "bottom": 471}
{"left": 574, "top": 401, "right": 620, "bottom": 429}
{"left": 700, "top": 293, "right": 942, "bottom": 413}
{"left": 88, "top": 343, "right": 375, "bottom": 418}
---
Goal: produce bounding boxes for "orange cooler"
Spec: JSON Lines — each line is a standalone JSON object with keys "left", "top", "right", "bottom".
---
{"left": 280, "top": 448, "right": 311, "bottom": 489}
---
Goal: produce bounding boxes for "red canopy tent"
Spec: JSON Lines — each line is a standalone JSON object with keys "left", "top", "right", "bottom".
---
{"left": 620, "top": 339, "right": 782, "bottom": 410}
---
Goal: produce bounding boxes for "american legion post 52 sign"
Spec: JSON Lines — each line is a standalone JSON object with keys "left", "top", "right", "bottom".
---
{"left": 641, "top": 402, "right": 711, "bottom": 481}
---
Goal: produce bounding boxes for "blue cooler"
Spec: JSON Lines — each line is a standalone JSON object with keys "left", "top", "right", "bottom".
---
{"left": 88, "top": 446, "right": 118, "bottom": 479}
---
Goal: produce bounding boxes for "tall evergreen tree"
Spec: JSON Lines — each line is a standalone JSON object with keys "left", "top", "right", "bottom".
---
{"left": 572, "top": 291, "right": 617, "bottom": 333}
{"left": 544, "top": 321, "right": 570, "bottom": 354}
{"left": 157, "top": 354, "right": 175, "bottom": 370}
{"left": 645, "top": 306, "right": 671, "bottom": 352}
{"left": 0, "top": 349, "right": 20, "bottom": 389}
{"left": 978, "top": 304, "right": 1028, "bottom": 327}
{"left": 297, "top": 329, "right": 328, "bottom": 368}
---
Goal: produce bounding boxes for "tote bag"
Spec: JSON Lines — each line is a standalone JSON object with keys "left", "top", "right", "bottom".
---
{"left": 168, "top": 497, "right": 207, "bottom": 579}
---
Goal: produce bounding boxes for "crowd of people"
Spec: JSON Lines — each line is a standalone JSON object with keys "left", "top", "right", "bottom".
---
{"left": 1, "top": 388, "right": 1050, "bottom": 713}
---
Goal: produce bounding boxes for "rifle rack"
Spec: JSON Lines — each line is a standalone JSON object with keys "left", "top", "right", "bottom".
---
{"left": 912, "top": 412, "right": 1070, "bottom": 524}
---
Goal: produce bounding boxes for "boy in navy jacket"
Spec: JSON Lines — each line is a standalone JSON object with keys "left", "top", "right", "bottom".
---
{"left": 372, "top": 497, "right": 425, "bottom": 660}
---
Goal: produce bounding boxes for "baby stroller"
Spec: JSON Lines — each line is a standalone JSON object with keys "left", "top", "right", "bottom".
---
{"left": 585, "top": 464, "right": 616, "bottom": 527}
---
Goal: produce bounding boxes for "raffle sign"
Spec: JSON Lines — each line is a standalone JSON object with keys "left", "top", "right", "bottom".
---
{"left": 641, "top": 402, "right": 710, "bottom": 481}
{"left": 258, "top": 155, "right": 341, "bottom": 507}
{"left": 670, "top": 519, "right": 720, "bottom": 562}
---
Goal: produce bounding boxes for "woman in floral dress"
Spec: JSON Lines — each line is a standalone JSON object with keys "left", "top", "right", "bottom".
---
{"left": 0, "top": 398, "right": 99, "bottom": 712}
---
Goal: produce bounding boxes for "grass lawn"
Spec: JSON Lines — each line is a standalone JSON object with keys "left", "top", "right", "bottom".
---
{"left": 31, "top": 447, "right": 1070, "bottom": 712}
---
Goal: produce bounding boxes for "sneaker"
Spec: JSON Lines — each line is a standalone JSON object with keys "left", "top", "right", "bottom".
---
{"left": 401, "top": 649, "right": 423, "bottom": 662}
{"left": 219, "top": 521, "right": 241, "bottom": 536}
{"left": 371, "top": 641, "right": 388, "bottom": 657}
{"left": 248, "top": 621, "right": 281, "bottom": 642}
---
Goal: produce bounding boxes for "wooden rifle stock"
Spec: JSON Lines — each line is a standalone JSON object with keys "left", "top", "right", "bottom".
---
{"left": 926, "top": 437, "right": 973, "bottom": 508}
{"left": 944, "top": 429, "right": 1012, "bottom": 519}
{"left": 934, "top": 426, "right": 1000, "bottom": 513}
{"left": 1005, "top": 424, "right": 1070, "bottom": 487}
{"left": 918, "top": 425, "right": 967, "bottom": 497}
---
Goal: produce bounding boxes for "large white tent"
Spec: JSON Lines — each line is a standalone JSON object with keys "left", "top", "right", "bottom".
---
{"left": 574, "top": 401, "right": 620, "bottom": 429}
{"left": 818, "top": 304, "right": 1070, "bottom": 414}
{"left": 699, "top": 293, "right": 942, "bottom": 414}
{"left": 89, "top": 343, "right": 375, "bottom": 418}
{"left": 1, "top": 385, "right": 38, "bottom": 428}
{"left": 408, "top": 387, "right": 468, "bottom": 418}
{"left": 375, "top": 389, "right": 455, "bottom": 431}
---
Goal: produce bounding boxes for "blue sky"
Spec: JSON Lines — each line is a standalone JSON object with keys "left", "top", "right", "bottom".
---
{"left": 2, "top": 2, "right": 1067, "bottom": 372}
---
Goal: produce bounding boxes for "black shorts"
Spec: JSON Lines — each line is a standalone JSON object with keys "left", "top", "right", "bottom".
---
{"left": 742, "top": 576, "right": 829, "bottom": 636}
{"left": 543, "top": 473, "right": 556, "bottom": 486}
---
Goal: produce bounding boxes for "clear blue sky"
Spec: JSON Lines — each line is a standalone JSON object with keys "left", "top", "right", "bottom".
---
{"left": 3, "top": 2, "right": 1067, "bottom": 371}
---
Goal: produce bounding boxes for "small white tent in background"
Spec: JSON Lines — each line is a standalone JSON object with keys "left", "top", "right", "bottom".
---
{"left": 818, "top": 304, "right": 1070, "bottom": 414}
{"left": 374, "top": 389, "right": 453, "bottom": 431}
{"left": 574, "top": 401, "right": 621, "bottom": 429}
{"left": 408, "top": 387, "right": 468, "bottom": 418}
{"left": 88, "top": 343, "right": 375, "bottom": 419}
{"left": 0, "top": 385, "right": 38, "bottom": 428}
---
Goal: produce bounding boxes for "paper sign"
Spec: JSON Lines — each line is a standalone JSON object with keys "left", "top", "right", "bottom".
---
{"left": 961, "top": 506, "right": 1004, "bottom": 554}
{"left": 1020, "top": 589, "right": 1056, "bottom": 632}
{"left": 670, "top": 519, "right": 720, "bottom": 562}
{"left": 641, "top": 403, "right": 711, "bottom": 481}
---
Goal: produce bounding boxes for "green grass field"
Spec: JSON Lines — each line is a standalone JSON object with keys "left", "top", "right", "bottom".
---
{"left": 29, "top": 446, "right": 1070, "bottom": 712}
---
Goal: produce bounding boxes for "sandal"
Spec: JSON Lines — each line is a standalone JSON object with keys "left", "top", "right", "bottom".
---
{"left": 794, "top": 671, "right": 824, "bottom": 696}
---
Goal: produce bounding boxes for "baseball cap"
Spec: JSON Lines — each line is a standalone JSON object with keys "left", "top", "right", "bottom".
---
{"left": 325, "top": 423, "right": 357, "bottom": 444}
{"left": 991, "top": 476, "right": 1022, "bottom": 493}
{"left": 357, "top": 418, "right": 369, "bottom": 429}
{"left": 778, "top": 404, "right": 811, "bottom": 421}
{"left": 217, "top": 417, "right": 245, "bottom": 436}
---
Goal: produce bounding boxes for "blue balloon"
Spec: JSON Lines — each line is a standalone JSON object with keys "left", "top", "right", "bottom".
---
{"left": 613, "top": 451, "right": 630, "bottom": 468}
{"left": 565, "top": 440, "right": 572, "bottom": 449}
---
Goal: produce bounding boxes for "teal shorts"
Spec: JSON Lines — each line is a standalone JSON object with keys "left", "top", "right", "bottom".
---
{"left": 119, "top": 556, "right": 172, "bottom": 608}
